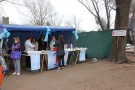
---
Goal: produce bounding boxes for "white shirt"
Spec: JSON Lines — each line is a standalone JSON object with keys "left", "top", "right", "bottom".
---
{"left": 25, "top": 40, "right": 35, "bottom": 51}
{"left": 33, "top": 42, "right": 38, "bottom": 51}
{"left": 50, "top": 40, "right": 55, "bottom": 50}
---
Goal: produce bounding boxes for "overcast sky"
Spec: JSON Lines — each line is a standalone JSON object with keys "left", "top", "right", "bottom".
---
{"left": 0, "top": 0, "right": 116, "bottom": 31}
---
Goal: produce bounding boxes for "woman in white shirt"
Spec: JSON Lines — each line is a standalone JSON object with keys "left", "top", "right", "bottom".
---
{"left": 25, "top": 37, "right": 35, "bottom": 70}
{"left": 25, "top": 37, "right": 35, "bottom": 51}
{"left": 31, "top": 37, "right": 38, "bottom": 51}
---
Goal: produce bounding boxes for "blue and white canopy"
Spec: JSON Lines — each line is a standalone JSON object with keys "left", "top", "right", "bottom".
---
{"left": 0, "top": 24, "right": 78, "bottom": 41}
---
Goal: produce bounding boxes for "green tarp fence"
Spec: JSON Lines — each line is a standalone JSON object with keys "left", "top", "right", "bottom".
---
{"left": 76, "top": 30, "right": 113, "bottom": 59}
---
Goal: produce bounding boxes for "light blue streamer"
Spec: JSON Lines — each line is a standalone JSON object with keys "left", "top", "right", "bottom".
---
{"left": 72, "top": 30, "right": 79, "bottom": 40}
{"left": 44, "top": 27, "right": 51, "bottom": 42}
{"left": 0, "top": 28, "right": 10, "bottom": 39}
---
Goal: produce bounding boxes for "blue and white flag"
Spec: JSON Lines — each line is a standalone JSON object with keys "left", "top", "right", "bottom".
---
{"left": 44, "top": 27, "right": 51, "bottom": 42}
{"left": 0, "top": 28, "right": 10, "bottom": 39}
{"left": 72, "top": 30, "right": 79, "bottom": 40}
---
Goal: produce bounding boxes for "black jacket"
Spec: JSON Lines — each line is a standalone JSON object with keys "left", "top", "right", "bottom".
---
{"left": 38, "top": 39, "right": 47, "bottom": 50}
{"left": 54, "top": 41, "right": 65, "bottom": 56}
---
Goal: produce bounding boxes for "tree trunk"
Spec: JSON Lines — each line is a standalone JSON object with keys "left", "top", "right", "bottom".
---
{"left": 110, "top": 0, "right": 132, "bottom": 63}
{"left": 126, "top": 29, "right": 132, "bottom": 44}
{"left": 131, "top": 10, "right": 135, "bottom": 29}
{"left": 104, "top": 0, "right": 110, "bottom": 29}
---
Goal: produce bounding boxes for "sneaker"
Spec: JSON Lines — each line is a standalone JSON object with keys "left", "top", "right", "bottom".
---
{"left": 12, "top": 72, "right": 17, "bottom": 75}
{"left": 57, "top": 67, "right": 61, "bottom": 71}
{"left": 17, "top": 72, "right": 20, "bottom": 76}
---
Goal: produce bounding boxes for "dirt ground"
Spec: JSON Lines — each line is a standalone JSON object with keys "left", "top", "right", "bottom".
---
{"left": 2, "top": 53, "right": 135, "bottom": 90}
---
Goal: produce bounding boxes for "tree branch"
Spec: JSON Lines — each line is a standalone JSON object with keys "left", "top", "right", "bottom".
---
{"left": 78, "top": 0, "right": 98, "bottom": 18}
{"left": 0, "top": 0, "right": 7, "bottom": 2}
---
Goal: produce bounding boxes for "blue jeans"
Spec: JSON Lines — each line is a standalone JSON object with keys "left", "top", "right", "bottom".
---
{"left": 58, "top": 56, "right": 64, "bottom": 67}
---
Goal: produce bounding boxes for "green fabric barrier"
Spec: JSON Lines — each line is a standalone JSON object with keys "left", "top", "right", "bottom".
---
{"left": 76, "top": 30, "right": 113, "bottom": 58}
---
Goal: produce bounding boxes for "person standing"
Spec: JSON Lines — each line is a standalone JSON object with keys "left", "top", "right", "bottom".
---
{"left": 10, "top": 37, "right": 21, "bottom": 76}
{"left": 31, "top": 37, "right": 38, "bottom": 51}
{"left": 25, "top": 37, "right": 35, "bottom": 69}
{"left": 38, "top": 35, "right": 47, "bottom": 50}
{"left": 50, "top": 36, "right": 56, "bottom": 50}
{"left": 25, "top": 37, "right": 35, "bottom": 51}
{"left": 54, "top": 35, "right": 65, "bottom": 71}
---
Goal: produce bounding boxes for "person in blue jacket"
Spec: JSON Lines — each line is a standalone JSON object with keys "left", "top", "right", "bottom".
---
{"left": 10, "top": 37, "right": 21, "bottom": 76}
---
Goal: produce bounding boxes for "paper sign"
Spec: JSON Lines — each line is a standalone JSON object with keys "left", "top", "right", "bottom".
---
{"left": 112, "top": 30, "right": 126, "bottom": 36}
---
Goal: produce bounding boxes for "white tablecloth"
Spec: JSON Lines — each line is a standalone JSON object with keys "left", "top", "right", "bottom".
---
{"left": 30, "top": 54, "right": 40, "bottom": 70}
{"left": 47, "top": 51, "right": 57, "bottom": 69}
{"left": 64, "top": 50, "right": 69, "bottom": 65}
{"left": 79, "top": 48, "right": 87, "bottom": 61}
{"left": 27, "top": 48, "right": 87, "bottom": 70}
{"left": 47, "top": 50, "right": 69, "bottom": 69}
{"left": 27, "top": 51, "right": 41, "bottom": 70}
{"left": 27, "top": 50, "right": 69, "bottom": 70}
{"left": 65, "top": 48, "right": 87, "bottom": 61}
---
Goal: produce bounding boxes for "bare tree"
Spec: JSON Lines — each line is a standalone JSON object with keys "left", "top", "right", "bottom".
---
{"left": 104, "top": 0, "right": 115, "bottom": 29}
{"left": 124, "top": 0, "right": 135, "bottom": 44}
{"left": 72, "top": 16, "right": 81, "bottom": 30}
{"left": 0, "top": 0, "right": 21, "bottom": 4}
{"left": 23, "top": 0, "right": 62, "bottom": 26}
{"left": 129, "top": 0, "right": 135, "bottom": 54}
{"left": 0, "top": 0, "right": 7, "bottom": 2}
{"left": 95, "top": 16, "right": 107, "bottom": 30}
{"left": 64, "top": 15, "right": 81, "bottom": 30}
{"left": 129, "top": 0, "right": 135, "bottom": 30}
{"left": 110, "top": 0, "right": 132, "bottom": 63}
{"left": 64, "top": 20, "right": 74, "bottom": 28}
{"left": 24, "top": 0, "right": 51, "bottom": 25}
{"left": 78, "top": 0, "right": 115, "bottom": 30}
{"left": 48, "top": 12, "right": 63, "bottom": 26}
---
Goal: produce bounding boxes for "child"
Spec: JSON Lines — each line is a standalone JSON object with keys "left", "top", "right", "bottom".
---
{"left": 10, "top": 37, "right": 21, "bottom": 76}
